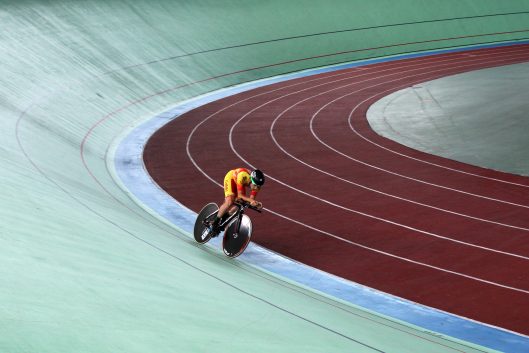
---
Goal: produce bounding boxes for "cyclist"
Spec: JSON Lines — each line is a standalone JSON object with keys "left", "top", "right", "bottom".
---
{"left": 211, "top": 168, "right": 265, "bottom": 234}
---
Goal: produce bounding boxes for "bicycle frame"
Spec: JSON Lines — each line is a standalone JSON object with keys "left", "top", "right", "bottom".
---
{"left": 220, "top": 202, "right": 247, "bottom": 232}
{"left": 202, "top": 202, "right": 247, "bottom": 231}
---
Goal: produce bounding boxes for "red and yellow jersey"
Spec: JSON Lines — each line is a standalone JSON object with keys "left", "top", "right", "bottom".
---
{"left": 223, "top": 168, "right": 256, "bottom": 198}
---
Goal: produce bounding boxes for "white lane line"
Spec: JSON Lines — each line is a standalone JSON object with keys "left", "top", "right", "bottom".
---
{"left": 264, "top": 207, "right": 529, "bottom": 295}
{"left": 344, "top": 88, "right": 529, "bottom": 207}
{"left": 185, "top": 49, "right": 487, "bottom": 177}
{"left": 350, "top": 79, "right": 529, "bottom": 191}
{"left": 264, "top": 64, "right": 529, "bottom": 259}
{"left": 270, "top": 54, "right": 529, "bottom": 232}
{"left": 230, "top": 123, "right": 529, "bottom": 294}
{"left": 310, "top": 56, "right": 529, "bottom": 208}
{"left": 186, "top": 51, "right": 529, "bottom": 294}
{"left": 267, "top": 54, "right": 529, "bottom": 240}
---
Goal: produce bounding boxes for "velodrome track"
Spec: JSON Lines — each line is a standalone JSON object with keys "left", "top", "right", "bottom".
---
{"left": 144, "top": 44, "right": 529, "bottom": 336}
{"left": 4, "top": 1, "right": 529, "bottom": 352}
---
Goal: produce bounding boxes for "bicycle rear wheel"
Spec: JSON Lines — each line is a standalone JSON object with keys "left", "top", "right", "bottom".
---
{"left": 222, "top": 214, "right": 252, "bottom": 258}
{"left": 194, "top": 203, "right": 218, "bottom": 244}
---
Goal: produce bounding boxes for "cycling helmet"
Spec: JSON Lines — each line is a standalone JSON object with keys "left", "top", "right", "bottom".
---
{"left": 250, "top": 169, "right": 265, "bottom": 186}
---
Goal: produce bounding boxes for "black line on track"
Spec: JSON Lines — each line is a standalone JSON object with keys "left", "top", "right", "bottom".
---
{"left": 108, "top": 11, "right": 529, "bottom": 72}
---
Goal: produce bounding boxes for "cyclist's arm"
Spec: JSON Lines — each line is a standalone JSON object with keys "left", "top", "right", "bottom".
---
{"left": 235, "top": 172, "right": 262, "bottom": 208}
{"left": 236, "top": 188, "right": 262, "bottom": 208}
{"left": 250, "top": 188, "right": 263, "bottom": 209}
{"left": 235, "top": 189, "right": 254, "bottom": 203}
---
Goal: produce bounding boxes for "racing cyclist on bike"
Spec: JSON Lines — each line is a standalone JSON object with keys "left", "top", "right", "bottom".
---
{"left": 211, "top": 168, "right": 265, "bottom": 235}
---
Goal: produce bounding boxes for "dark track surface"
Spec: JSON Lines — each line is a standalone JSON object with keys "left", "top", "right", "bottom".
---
{"left": 144, "top": 44, "right": 529, "bottom": 335}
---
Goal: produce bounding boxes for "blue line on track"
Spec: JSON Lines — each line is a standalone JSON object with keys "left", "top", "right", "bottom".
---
{"left": 114, "top": 40, "right": 529, "bottom": 353}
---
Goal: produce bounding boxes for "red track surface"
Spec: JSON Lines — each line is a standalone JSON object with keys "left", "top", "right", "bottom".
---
{"left": 144, "top": 44, "right": 529, "bottom": 335}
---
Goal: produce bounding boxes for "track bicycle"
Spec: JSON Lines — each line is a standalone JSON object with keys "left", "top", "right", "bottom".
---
{"left": 194, "top": 200, "right": 262, "bottom": 258}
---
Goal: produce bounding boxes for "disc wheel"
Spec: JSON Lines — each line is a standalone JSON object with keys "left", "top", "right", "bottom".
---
{"left": 222, "top": 214, "right": 252, "bottom": 258}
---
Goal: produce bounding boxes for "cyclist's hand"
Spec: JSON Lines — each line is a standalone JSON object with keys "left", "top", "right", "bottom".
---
{"left": 251, "top": 200, "right": 263, "bottom": 210}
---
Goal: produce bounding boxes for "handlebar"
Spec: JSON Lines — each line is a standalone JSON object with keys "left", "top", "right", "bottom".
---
{"left": 234, "top": 199, "right": 262, "bottom": 213}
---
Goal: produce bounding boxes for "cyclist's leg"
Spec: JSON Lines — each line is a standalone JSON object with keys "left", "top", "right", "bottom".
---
{"left": 212, "top": 196, "right": 234, "bottom": 235}
{"left": 217, "top": 195, "right": 234, "bottom": 221}
{"left": 214, "top": 173, "right": 236, "bottom": 230}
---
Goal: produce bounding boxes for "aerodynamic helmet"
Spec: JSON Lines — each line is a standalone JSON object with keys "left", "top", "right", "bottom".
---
{"left": 250, "top": 169, "right": 265, "bottom": 186}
